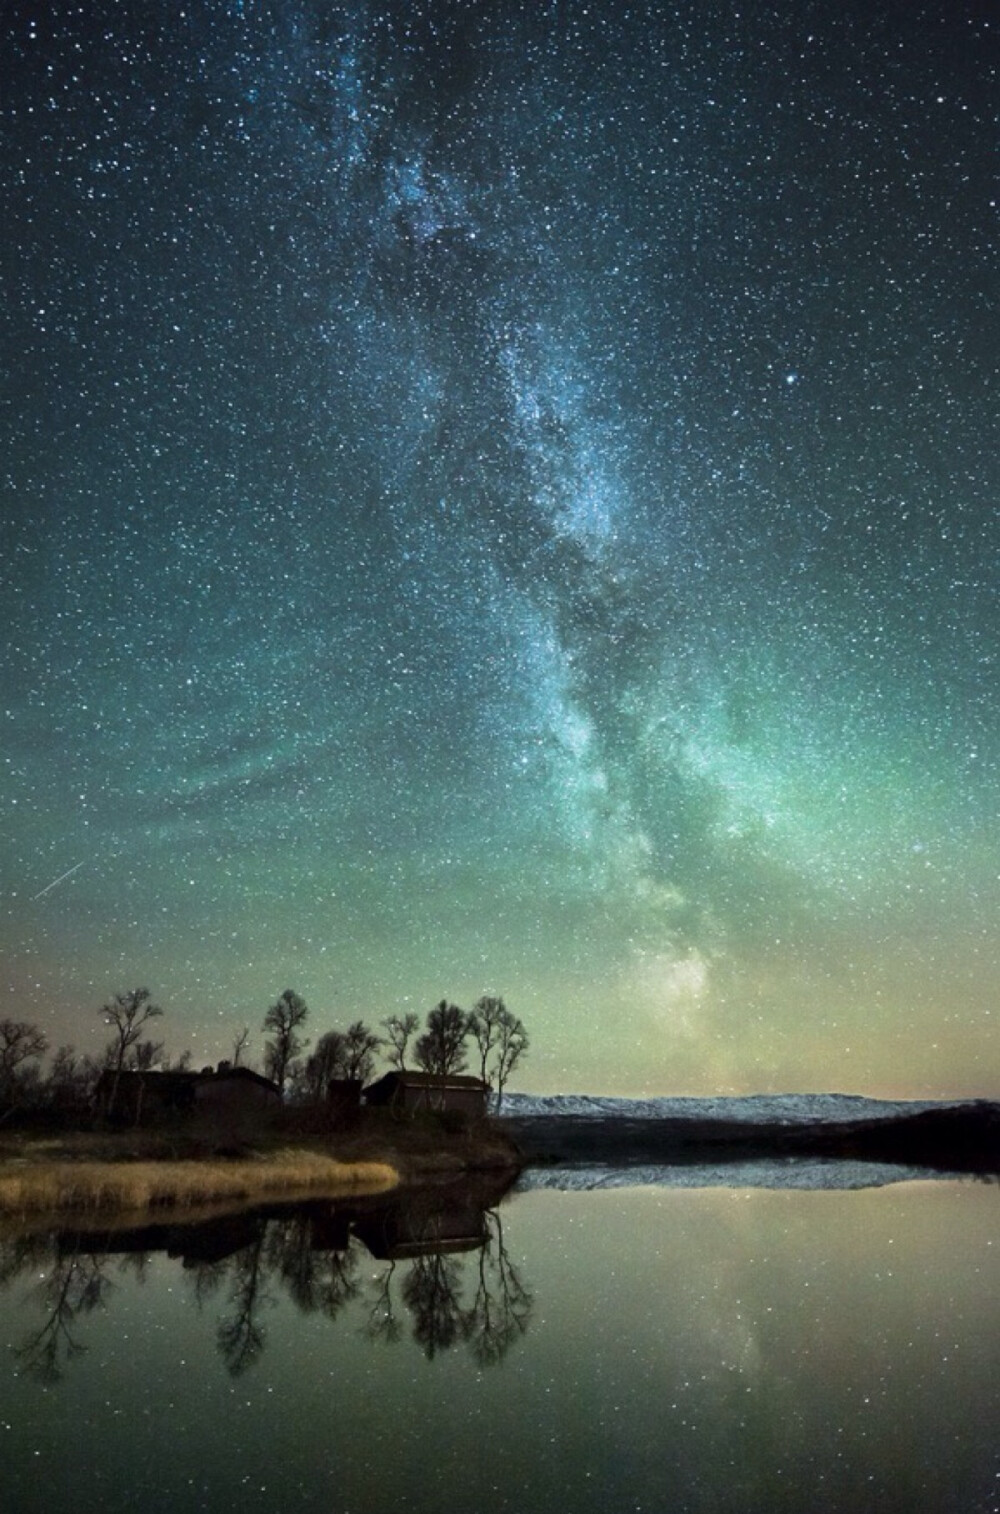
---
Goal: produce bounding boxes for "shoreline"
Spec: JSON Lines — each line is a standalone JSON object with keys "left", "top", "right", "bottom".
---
{"left": 3, "top": 1099, "right": 997, "bottom": 1222}
{"left": 502, "top": 1100, "right": 1000, "bottom": 1175}
{"left": 0, "top": 1112, "right": 524, "bottom": 1221}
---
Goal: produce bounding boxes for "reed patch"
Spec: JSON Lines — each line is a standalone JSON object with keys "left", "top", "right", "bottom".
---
{"left": 0, "top": 1148, "right": 398, "bottom": 1216}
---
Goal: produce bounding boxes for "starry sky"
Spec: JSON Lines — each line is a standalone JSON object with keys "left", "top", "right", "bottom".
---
{"left": 2, "top": 0, "right": 997, "bottom": 1096}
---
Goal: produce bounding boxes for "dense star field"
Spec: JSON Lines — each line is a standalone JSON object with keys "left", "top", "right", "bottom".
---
{"left": 2, "top": 2, "right": 997, "bottom": 1094}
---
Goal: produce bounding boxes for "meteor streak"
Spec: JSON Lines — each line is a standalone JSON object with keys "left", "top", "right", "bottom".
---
{"left": 31, "top": 861, "right": 84, "bottom": 900}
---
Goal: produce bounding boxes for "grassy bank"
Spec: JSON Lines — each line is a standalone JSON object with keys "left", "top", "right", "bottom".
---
{"left": 0, "top": 1108, "right": 522, "bottom": 1219}
{"left": 0, "top": 1146, "right": 398, "bottom": 1218}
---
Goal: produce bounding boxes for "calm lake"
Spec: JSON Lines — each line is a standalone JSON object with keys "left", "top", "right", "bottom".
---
{"left": 1, "top": 1168, "right": 998, "bottom": 1514}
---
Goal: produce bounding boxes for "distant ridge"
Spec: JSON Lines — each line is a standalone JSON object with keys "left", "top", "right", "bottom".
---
{"left": 499, "top": 1091, "right": 961, "bottom": 1124}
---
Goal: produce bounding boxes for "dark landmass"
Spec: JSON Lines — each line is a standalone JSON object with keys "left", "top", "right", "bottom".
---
{"left": 0, "top": 1105, "right": 521, "bottom": 1178}
{"left": 0, "top": 1108, "right": 523, "bottom": 1225}
{"left": 5, "top": 1101, "right": 999, "bottom": 1228}
{"left": 502, "top": 1101, "right": 1000, "bottom": 1176}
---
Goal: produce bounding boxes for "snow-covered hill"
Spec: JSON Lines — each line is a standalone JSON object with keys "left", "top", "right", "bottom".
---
{"left": 500, "top": 1091, "right": 958, "bottom": 1124}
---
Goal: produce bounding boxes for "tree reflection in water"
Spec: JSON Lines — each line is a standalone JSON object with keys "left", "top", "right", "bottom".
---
{"left": 11, "top": 1245, "right": 115, "bottom": 1384}
{"left": 214, "top": 1229, "right": 274, "bottom": 1377}
{"left": 2, "top": 1177, "right": 532, "bottom": 1382}
{"left": 464, "top": 1213, "right": 532, "bottom": 1367}
{"left": 267, "top": 1211, "right": 362, "bottom": 1324}
{"left": 378, "top": 1211, "right": 532, "bottom": 1364}
{"left": 364, "top": 1260, "right": 402, "bottom": 1346}
{"left": 403, "top": 1249, "right": 466, "bottom": 1359}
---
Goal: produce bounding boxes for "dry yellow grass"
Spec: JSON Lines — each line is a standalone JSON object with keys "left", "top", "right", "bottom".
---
{"left": 0, "top": 1148, "right": 398, "bottom": 1217}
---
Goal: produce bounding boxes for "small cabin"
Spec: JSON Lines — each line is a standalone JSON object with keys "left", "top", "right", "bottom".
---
{"left": 363, "top": 1071, "right": 489, "bottom": 1119}
{"left": 94, "top": 1064, "right": 280, "bottom": 1124}
{"left": 193, "top": 1064, "right": 282, "bottom": 1115}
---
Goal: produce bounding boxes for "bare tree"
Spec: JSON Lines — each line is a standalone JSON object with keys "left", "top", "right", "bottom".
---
{"left": 303, "top": 1030, "right": 349, "bottom": 1101}
{"left": 469, "top": 997, "right": 504, "bottom": 1092}
{"left": 469, "top": 997, "right": 529, "bottom": 1113}
{"left": 302, "top": 1020, "right": 381, "bottom": 1100}
{"left": 128, "top": 1037, "right": 164, "bottom": 1072}
{"left": 47, "top": 1045, "right": 84, "bottom": 1110}
{"left": 342, "top": 1020, "right": 382, "bottom": 1084}
{"left": 262, "top": 989, "right": 309, "bottom": 1096}
{"left": 414, "top": 1001, "right": 470, "bottom": 1078}
{"left": 381, "top": 1012, "right": 419, "bottom": 1072}
{"left": 98, "top": 988, "right": 163, "bottom": 1118}
{"left": 0, "top": 1019, "right": 48, "bottom": 1112}
{"left": 231, "top": 1026, "right": 250, "bottom": 1067}
{"left": 100, "top": 988, "right": 162, "bottom": 1070}
{"left": 46, "top": 1046, "right": 103, "bottom": 1111}
{"left": 493, "top": 1011, "right": 528, "bottom": 1108}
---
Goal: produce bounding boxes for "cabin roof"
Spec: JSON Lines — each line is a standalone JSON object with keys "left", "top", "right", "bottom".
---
{"left": 205, "top": 1065, "right": 279, "bottom": 1093}
{"left": 95, "top": 1065, "right": 279, "bottom": 1095}
{"left": 365, "top": 1070, "right": 488, "bottom": 1094}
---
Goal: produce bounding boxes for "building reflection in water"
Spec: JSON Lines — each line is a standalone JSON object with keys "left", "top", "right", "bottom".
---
{"left": 4, "top": 1169, "right": 532, "bottom": 1381}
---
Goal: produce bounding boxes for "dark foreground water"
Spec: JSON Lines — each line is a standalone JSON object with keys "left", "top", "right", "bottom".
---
{"left": 1, "top": 1169, "right": 998, "bottom": 1514}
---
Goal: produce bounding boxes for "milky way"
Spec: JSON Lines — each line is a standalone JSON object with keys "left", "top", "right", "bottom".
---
{"left": 2, "top": 1, "right": 997, "bottom": 1093}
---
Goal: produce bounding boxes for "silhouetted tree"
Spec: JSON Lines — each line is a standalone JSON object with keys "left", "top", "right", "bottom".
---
{"left": 342, "top": 1020, "right": 382, "bottom": 1083}
{"left": 97, "top": 988, "right": 163, "bottom": 1118}
{"left": 301, "top": 1020, "right": 380, "bottom": 1100}
{"left": 262, "top": 989, "right": 309, "bottom": 1096}
{"left": 414, "top": 1001, "right": 470, "bottom": 1078}
{"left": 128, "top": 1036, "right": 165, "bottom": 1072}
{"left": 231, "top": 1026, "right": 250, "bottom": 1067}
{"left": 382, "top": 1012, "right": 419, "bottom": 1072}
{"left": 469, "top": 996, "right": 529, "bottom": 1112}
{"left": 44, "top": 1045, "right": 104, "bottom": 1119}
{"left": 45, "top": 1044, "right": 92, "bottom": 1111}
{"left": 303, "top": 1030, "right": 349, "bottom": 1100}
{"left": 493, "top": 1010, "right": 528, "bottom": 1106}
{"left": 0, "top": 1018, "right": 48, "bottom": 1114}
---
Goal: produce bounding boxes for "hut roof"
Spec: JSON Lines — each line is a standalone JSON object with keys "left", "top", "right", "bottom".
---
{"left": 365, "top": 1070, "right": 487, "bottom": 1095}
{"left": 95, "top": 1065, "right": 279, "bottom": 1095}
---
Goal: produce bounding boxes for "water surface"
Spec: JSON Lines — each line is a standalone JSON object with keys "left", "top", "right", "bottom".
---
{"left": 1, "top": 1171, "right": 998, "bottom": 1513}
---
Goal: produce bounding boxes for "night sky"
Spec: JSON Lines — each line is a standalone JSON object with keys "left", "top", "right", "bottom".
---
{"left": 2, "top": 1, "right": 997, "bottom": 1095}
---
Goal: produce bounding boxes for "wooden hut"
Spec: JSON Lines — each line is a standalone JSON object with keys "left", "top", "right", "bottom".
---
{"left": 363, "top": 1070, "right": 488, "bottom": 1119}
{"left": 193, "top": 1064, "right": 281, "bottom": 1115}
{"left": 94, "top": 1064, "right": 280, "bottom": 1125}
